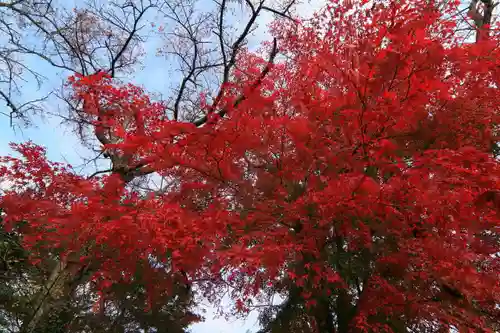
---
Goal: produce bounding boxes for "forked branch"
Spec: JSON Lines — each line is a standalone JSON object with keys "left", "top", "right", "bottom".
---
{"left": 193, "top": 37, "right": 278, "bottom": 127}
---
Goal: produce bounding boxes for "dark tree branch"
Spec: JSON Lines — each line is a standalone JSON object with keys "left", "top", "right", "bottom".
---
{"left": 206, "top": 0, "right": 264, "bottom": 114}
{"left": 193, "top": 37, "right": 278, "bottom": 127}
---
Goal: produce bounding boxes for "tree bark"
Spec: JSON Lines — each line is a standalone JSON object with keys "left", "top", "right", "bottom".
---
{"left": 21, "top": 169, "right": 139, "bottom": 332}
{"left": 314, "top": 296, "right": 335, "bottom": 333}
{"left": 21, "top": 255, "right": 90, "bottom": 332}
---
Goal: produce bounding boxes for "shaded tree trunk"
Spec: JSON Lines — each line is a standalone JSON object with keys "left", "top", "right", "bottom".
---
{"left": 21, "top": 255, "right": 90, "bottom": 332}
{"left": 314, "top": 296, "right": 334, "bottom": 333}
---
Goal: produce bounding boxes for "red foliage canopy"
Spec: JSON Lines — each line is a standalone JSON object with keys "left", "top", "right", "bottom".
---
{"left": 1, "top": 0, "right": 500, "bottom": 331}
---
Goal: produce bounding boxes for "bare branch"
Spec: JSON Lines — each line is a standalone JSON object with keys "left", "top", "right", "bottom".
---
{"left": 193, "top": 37, "right": 278, "bottom": 127}
{"left": 206, "top": 0, "right": 263, "bottom": 115}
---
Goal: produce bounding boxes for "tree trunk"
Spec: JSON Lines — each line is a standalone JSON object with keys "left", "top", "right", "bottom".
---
{"left": 21, "top": 256, "right": 90, "bottom": 333}
{"left": 20, "top": 155, "right": 147, "bottom": 332}
{"left": 314, "top": 296, "right": 334, "bottom": 333}
{"left": 336, "top": 289, "right": 354, "bottom": 333}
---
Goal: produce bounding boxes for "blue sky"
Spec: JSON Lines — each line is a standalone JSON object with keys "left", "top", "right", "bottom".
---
{"left": 0, "top": 0, "right": 324, "bottom": 332}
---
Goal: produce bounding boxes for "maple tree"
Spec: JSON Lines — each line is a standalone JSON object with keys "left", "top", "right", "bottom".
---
{"left": 1, "top": 0, "right": 500, "bottom": 332}
{"left": 0, "top": 0, "right": 299, "bottom": 331}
